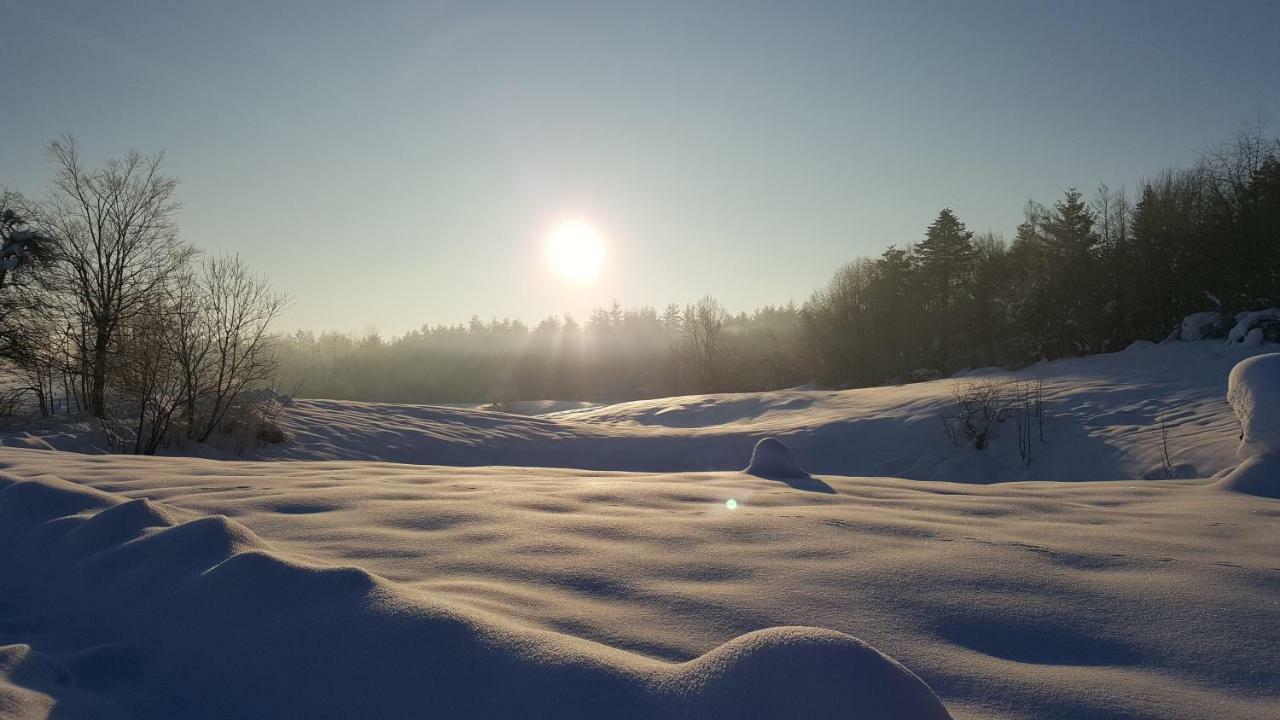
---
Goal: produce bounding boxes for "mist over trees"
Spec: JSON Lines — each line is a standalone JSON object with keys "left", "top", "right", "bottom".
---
{"left": 273, "top": 300, "right": 805, "bottom": 404}
{"left": 4, "top": 124, "right": 1279, "bottom": 428}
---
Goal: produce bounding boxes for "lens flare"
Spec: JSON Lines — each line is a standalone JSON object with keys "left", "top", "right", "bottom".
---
{"left": 726, "top": 498, "right": 738, "bottom": 510}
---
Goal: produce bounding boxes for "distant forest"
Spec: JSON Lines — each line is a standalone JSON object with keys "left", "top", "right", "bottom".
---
{"left": 274, "top": 125, "right": 1280, "bottom": 403}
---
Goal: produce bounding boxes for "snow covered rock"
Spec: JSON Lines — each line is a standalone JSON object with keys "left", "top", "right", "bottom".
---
{"left": 1218, "top": 353, "right": 1280, "bottom": 498}
{"left": 1180, "top": 311, "right": 1231, "bottom": 341}
{"left": 745, "top": 437, "right": 808, "bottom": 479}
{"left": 1227, "top": 309, "right": 1280, "bottom": 344}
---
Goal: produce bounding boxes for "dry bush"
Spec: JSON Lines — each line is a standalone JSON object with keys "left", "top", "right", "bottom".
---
{"left": 215, "top": 391, "right": 292, "bottom": 456}
{"left": 484, "top": 398, "right": 518, "bottom": 414}
{"left": 944, "top": 378, "right": 1045, "bottom": 463}
{"left": 943, "top": 379, "right": 1008, "bottom": 450}
{"left": 1157, "top": 411, "right": 1176, "bottom": 479}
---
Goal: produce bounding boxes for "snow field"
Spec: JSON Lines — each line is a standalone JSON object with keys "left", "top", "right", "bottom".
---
{"left": 0, "top": 342, "right": 1276, "bottom": 718}
{"left": 0, "top": 472, "right": 951, "bottom": 719}
{"left": 0, "top": 447, "right": 1276, "bottom": 719}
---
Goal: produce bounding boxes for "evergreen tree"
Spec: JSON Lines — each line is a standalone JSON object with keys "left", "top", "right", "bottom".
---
{"left": 1039, "top": 189, "right": 1100, "bottom": 354}
{"left": 914, "top": 208, "right": 976, "bottom": 368}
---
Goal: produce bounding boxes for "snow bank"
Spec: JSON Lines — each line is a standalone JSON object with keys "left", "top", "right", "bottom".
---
{"left": 1227, "top": 309, "right": 1280, "bottom": 344}
{"left": 1218, "top": 353, "right": 1280, "bottom": 497}
{"left": 0, "top": 475, "right": 951, "bottom": 720}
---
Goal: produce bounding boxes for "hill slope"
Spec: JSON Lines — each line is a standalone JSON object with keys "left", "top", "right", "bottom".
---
{"left": 259, "top": 340, "right": 1270, "bottom": 483}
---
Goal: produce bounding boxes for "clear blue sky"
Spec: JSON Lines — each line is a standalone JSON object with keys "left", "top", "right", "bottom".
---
{"left": 4, "top": 0, "right": 1278, "bottom": 334}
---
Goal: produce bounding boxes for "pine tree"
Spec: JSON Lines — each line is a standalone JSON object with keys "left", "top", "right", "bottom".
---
{"left": 914, "top": 208, "right": 976, "bottom": 368}
{"left": 1035, "top": 189, "right": 1101, "bottom": 354}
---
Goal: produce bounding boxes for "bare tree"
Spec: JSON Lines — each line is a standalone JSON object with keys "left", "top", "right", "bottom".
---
{"left": 187, "top": 255, "right": 289, "bottom": 442}
{"left": 37, "top": 137, "right": 194, "bottom": 417}
{"left": 167, "top": 268, "right": 215, "bottom": 433}
{"left": 113, "top": 299, "right": 188, "bottom": 454}
{"left": 682, "top": 296, "right": 728, "bottom": 391}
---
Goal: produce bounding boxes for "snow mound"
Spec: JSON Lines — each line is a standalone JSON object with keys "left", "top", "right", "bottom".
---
{"left": 679, "top": 627, "right": 951, "bottom": 719}
{"left": 0, "top": 475, "right": 950, "bottom": 719}
{"left": 1217, "top": 455, "right": 1280, "bottom": 499}
{"left": 1227, "top": 309, "right": 1280, "bottom": 344}
{"left": 1218, "top": 353, "right": 1280, "bottom": 497}
{"left": 745, "top": 437, "right": 808, "bottom": 479}
{"left": 1180, "top": 311, "right": 1230, "bottom": 341}
{"left": 1225, "top": 353, "right": 1280, "bottom": 458}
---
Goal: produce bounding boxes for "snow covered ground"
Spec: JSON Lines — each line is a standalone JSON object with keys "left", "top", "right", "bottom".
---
{"left": 0, "top": 341, "right": 1277, "bottom": 719}
{"left": 255, "top": 340, "right": 1271, "bottom": 484}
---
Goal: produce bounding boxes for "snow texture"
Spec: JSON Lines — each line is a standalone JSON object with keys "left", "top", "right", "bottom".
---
{"left": 0, "top": 474, "right": 950, "bottom": 720}
{"left": 0, "top": 449, "right": 1275, "bottom": 719}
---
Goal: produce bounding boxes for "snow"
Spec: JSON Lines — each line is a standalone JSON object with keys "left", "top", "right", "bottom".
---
{"left": 745, "top": 437, "right": 809, "bottom": 479}
{"left": 452, "top": 400, "right": 602, "bottom": 415}
{"left": 0, "top": 450, "right": 1276, "bottom": 719}
{"left": 0, "top": 339, "right": 1277, "bottom": 719}
{"left": 1228, "top": 309, "right": 1280, "bottom": 344}
{"left": 1180, "top": 311, "right": 1228, "bottom": 341}
{"left": 236, "top": 340, "right": 1274, "bottom": 484}
{"left": 1218, "top": 353, "right": 1280, "bottom": 497}
{"left": 1227, "top": 353, "right": 1280, "bottom": 458}
{"left": 0, "top": 470, "right": 952, "bottom": 719}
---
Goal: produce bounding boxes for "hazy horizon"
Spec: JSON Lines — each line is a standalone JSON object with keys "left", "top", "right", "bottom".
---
{"left": 5, "top": 0, "right": 1279, "bottom": 334}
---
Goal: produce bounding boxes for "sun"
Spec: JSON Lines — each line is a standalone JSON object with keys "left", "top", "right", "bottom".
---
{"left": 546, "top": 220, "right": 605, "bottom": 284}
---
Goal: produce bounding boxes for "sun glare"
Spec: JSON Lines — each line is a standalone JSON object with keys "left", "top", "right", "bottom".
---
{"left": 546, "top": 220, "right": 605, "bottom": 285}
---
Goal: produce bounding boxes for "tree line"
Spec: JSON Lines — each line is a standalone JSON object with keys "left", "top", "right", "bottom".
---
{"left": 802, "top": 124, "right": 1280, "bottom": 387}
{"left": 272, "top": 299, "right": 805, "bottom": 404}
{"left": 4, "top": 125, "right": 1278, "bottom": 432}
{"left": 1, "top": 137, "right": 287, "bottom": 453}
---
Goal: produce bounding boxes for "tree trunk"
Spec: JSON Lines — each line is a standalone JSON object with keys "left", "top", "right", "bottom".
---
{"left": 90, "top": 326, "right": 109, "bottom": 418}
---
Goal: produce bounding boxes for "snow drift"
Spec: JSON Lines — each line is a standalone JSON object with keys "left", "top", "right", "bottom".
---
{"left": 0, "top": 474, "right": 951, "bottom": 720}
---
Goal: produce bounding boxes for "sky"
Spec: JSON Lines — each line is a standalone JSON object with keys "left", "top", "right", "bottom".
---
{"left": 4, "top": 0, "right": 1279, "bottom": 335}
